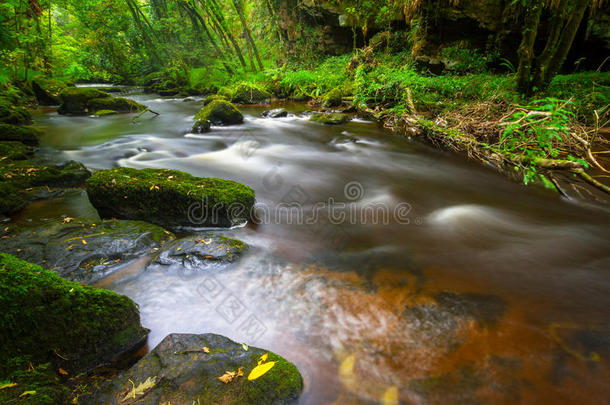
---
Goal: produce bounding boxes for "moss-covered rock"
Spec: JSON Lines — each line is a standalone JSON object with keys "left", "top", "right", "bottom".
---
{"left": 31, "top": 78, "right": 65, "bottom": 105}
{"left": 192, "top": 100, "right": 243, "bottom": 131}
{"left": 262, "top": 108, "right": 288, "bottom": 118}
{"left": 0, "top": 253, "right": 149, "bottom": 377}
{"left": 86, "top": 167, "right": 255, "bottom": 228}
{"left": 154, "top": 234, "right": 248, "bottom": 268}
{"left": 0, "top": 141, "right": 34, "bottom": 161}
{"left": 0, "top": 218, "right": 175, "bottom": 284}
{"left": 82, "top": 333, "right": 303, "bottom": 405}
{"left": 309, "top": 112, "right": 351, "bottom": 125}
{"left": 157, "top": 88, "right": 179, "bottom": 96}
{"left": 202, "top": 94, "right": 228, "bottom": 106}
{"left": 322, "top": 87, "right": 343, "bottom": 107}
{"left": 0, "top": 160, "right": 91, "bottom": 215}
{"left": 57, "top": 87, "right": 109, "bottom": 114}
{"left": 87, "top": 97, "right": 144, "bottom": 114}
{"left": 230, "top": 83, "right": 272, "bottom": 104}
{"left": 93, "top": 109, "right": 119, "bottom": 116}
{"left": 0, "top": 98, "right": 31, "bottom": 124}
{"left": 0, "top": 123, "right": 42, "bottom": 146}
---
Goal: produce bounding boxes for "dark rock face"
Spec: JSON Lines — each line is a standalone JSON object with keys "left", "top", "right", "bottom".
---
{"left": 263, "top": 108, "right": 288, "bottom": 118}
{"left": 0, "top": 253, "right": 149, "bottom": 377}
{"left": 154, "top": 234, "right": 248, "bottom": 268}
{"left": 86, "top": 167, "right": 255, "bottom": 228}
{"left": 82, "top": 333, "right": 303, "bottom": 405}
{"left": 0, "top": 218, "right": 174, "bottom": 284}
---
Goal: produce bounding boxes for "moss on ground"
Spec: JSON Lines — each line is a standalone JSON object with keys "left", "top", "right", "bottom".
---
{"left": 93, "top": 109, "right": 119, "bottom": 116}
{"left": 193, "top": 100, "right": 243, "bottom": 130}
{"left": 203, "top": 94, "right": 228, "bottom": 106}
{"left": 0, "top": 141, "right": 34, "bottom": 161}
{"left": 0, "top": 123, "right": 42, "bottom": 146}
{"left": 86, "top": 167, "right": 254, "bottom": 227}
{"left": 322, "top": 87, "right": 343, "bottom": 107}
{"left": 0, "top": 253, "right": 148, "bottom": 403}
{"left": 0, "top": 97, "right": 32, "bottom": 125}
{"left": 230, "top": 82, "right": 272, "bottom": 104}
{"left": 87, "top": 97, "right": 144, "bottom": 113}
{"left": 309, "top": 112, "right": 350, "bottom": 125}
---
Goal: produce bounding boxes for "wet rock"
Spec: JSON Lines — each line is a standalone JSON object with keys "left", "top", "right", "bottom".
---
{"left": 0, "top": 159, "right": 91, "bottom": 215}
{"left": 202, "top": 94, "right": 227, "bottom": 106}
{"left": 0, "top": 218, "right": 174, "bottom": 284}
{"left": 155, "top": 234, "right": 248, "bottom": 267}
{"left": 31, "top": 78, "right": 64, "bottom": 105}
{"left": 86, "top": 167, "right": 255, "bottom": 228}
{"left": 58, "top": 87, "right": 110, "bottom": 114}
{"left": 83, "top": 333, "right": 303, "bottom": 405}
{"left": 192, "top": 100, "right": 244, "bottom": 131}
{"left": 0, "top": 123, "right": 42, "bottom": 146}
{"left": 309, "top": 112, "right": 351, "bottom": 125}
{"left": 158, "top": 88, "right": 179, "bottom": 96}
{"left": 87, "top": 96, "right": 144, "bottom": 114}
{"left": 0, "top": 253, "right": 149, "bottom": 378}
{"left": 262, "top": 108, "right": 288, "bottom": 118}
{"left": 230, "top": 82, "right": 272, "bottom": 104}
{"left": 322, "top": 87, "right": 343, "bottom": 107}
{"left": 433, "top": 291, "right": 506, "bottom": 327}
{"left": 0, "top": 98, "right": 31, "bottom": 124}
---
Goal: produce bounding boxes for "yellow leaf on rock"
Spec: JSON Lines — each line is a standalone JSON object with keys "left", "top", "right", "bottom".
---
{"left": 0, "top": 383, "right": 17, "bottom": 390}
{"left": 203, "top": 347, "right": 210, "bottom": 353}
{"left": 237, "top": 367, "right": 244, "bottom": 377}
{"left": 121, "top": 377, "right": 156, "bottom": 403}
{"left": 381, "top": 386, "right": 399, "bottom": 405}
{"left": 81, "top": 240, "right": 87, "bottom": 245}
{"left": 242, "top": 343, "right": 248, "bottom": 351}
{"left": 339, "top": 355, "right": 355, "bottom": 377}
{"left": 218, "top": 371, "right": 237, "bottom": 384}
{"left": 247, "top": 361, "right": 276, "bottom": 381}
{"left": 58, "top": 368, "right": 68, "bottom": 375}
{"left": 20, "top": 391, "right": 36, "bottom": 397}
{"left": 259, "top": 353, "right": 268, "bottom": 363}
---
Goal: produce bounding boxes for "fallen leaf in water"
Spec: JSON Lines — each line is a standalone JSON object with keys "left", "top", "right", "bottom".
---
{"left": 20, "top": 390, "right": 36, "bottom": 397}
{"left": 242, "top": 343, "right": 248, "bottom": 351}
{"left": 121, "top": 377, "right": 156, "bottom": 402}
{"left": 381, "top": 386, "right": 398, "bottom": 405}
{"left": 248, "top": 361, "right": 276, "bottom": 381}
{"left": 63, "top": 217, "right": 73, "bottom": 223}
{"left": 58, "top": 368, "right": 68, "bottom": 375}
{"left": 218, "top": 371, "right": 237, "bottom": 384}
{"left": 203, "top": 347, "right": 210, "bottom": 354}
{"left": 0, "top": 382, "right": 17, "bottom": 390}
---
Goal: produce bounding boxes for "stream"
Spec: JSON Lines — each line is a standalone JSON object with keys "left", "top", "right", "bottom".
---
{"left": 23, "top": 88, "right": 610, "bottom": 404}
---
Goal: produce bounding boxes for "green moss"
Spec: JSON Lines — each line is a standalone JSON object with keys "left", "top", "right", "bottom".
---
{"left": 31, "top": 78, "right": 66, "bottom": 105}
{"left": 57, "top": 87, "right": 109, "bottom": 114}
{"left": 230, "top": 82, "right": 272, "bottom": 104}
{"left": 203, "top": 94, "right": 228, "bottom": 106}
{"left": 86, "top": 167, "right": 255, "bottom": 227}
{"left": 322, "top": 87, "right": 343, "bottom": 107}
{"left": 93, "top": 109, "right": 118, "bottom": 116}
{"left": 0, "top": 363, "right": 68, "bottom": 405}
{"left": 0, "top": 253, "right": 148, "bottom": 377}
{"left": 193, "top": 100, "right": 243, "bottom": 130}
{"left": 87, "top": 97, "right": 144, "bottom": 113}
{"left": 309, "top": 112, "right": 350, "bottom": 125}
{"left": 0, "top": 123, "right": 42, "bottom": 146}
{"left": 0, "top": 141, "right": 34, "bottom": 161}
{"left": 0, "top": 98, "right": 32, "bottom": 125}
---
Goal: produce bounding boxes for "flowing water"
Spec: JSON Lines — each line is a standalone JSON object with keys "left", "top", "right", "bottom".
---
{"left": 25, "top": 89, "right": 610, "bottom": 404}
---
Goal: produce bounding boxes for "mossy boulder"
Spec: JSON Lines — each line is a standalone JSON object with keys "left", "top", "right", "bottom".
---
{"left": 82, "top": 333, "right": 303, "bottom": 405}
{"left": 0, "top": 98, "right": 31, "bottom": 124}
{"left": 0, "top": 159, "right": 91, "bottom": 215}
{"left": 87, "top": 97, "right": 144, "bottom": 114}
{"left": 93, "top": 109, "right": 119, "bottom": 117}
{"left": 309, "top": 112, "right": 351, "bottom": 125}
{"left": 0, "top": 141, "right": 34, "bottom": 161}
{"left": 262, "top": 108, "right": 288, "bottom": 118}
{"left": 0, "top": 123, "right": 41, "bottom": 146}
{"left": 154, "top": 234, "right": 248, "bottom": 268}
{"left": 230, "top": 83, "right": 272, "bottom": 104}
{"left": 57, "top": 87, "right": 110, "bottom": 114}
{"left": 202, "top": 94, "right": 228, "bottom": 106}
{"left": 157, "top": 88, "right": 179, "bottom": 96}
{"left": 0, "top": 218, "right": 175, "bottom": 284}
{"left": 322, "top": 87, "right": 343, "bottom": 107}
{"left": 192, "top": 100, "right": 243, "bottom": 131}
{"left": 31, "top": 78, "right": 65, "bottom": 105}
{"left": 0, "top": 253, "right": 149, "bottom": 377}
{"left": 86, "top": 167, "right": 255, "bottom": 228}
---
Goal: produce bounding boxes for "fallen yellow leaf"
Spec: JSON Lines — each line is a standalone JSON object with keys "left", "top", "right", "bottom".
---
{"left": 242, "top": 343, "right": 248, "bottom": 351}
{"left": 381, "top": 386, "right": 399, "bottom": 405}
{"left": 259, "top": 353, "right": 268, "bottom": 364}
{"left": 203, "top": 347, "right": 210, "bottom": 354}
{"left": 339, "top": 355, "right": 355, "bottom": 378}
{"left": 218, "top": 371, "right": 237, "bottom": 384}
{"left": 81, "top": 240, "right": 87, "bottom": 245}
{"left": 0, "top": 383, "right": 17, "bottom": 390}
{"left": 58, "top": 368, "right": 68, "bottom": 375}
{"left": 237, "top": 367, "right": 244, "bottom": 377}
{"left": 247, "top": 361, "right": 276, "bottom": 381}
{"left": 121, "top": 377, "right": 156, "bottom": 403}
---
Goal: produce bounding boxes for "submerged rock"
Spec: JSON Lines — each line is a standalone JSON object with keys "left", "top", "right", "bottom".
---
{"left": 322, "top": 87, "right": 343, "bottom": 107}
{"left": 0, "top": 253, "right": 148, "bottom": 378}
{"left": 192, "top": 100, "right": 244, "bottom": 131}
{"left": 0, "top": 123, "right": 41, "bottom": 145}
{"left": 83, "top": 333, "right": 303, "bottom": 405}
{"left": 309, "top": 112, "right": 351, "bottom": 125}
{"left": 86, "top": 167, "right": 255, "bottom": 228}
{"left": 155, "top": 234, "right": 248, "bottom": 267}
{"left": 0, "top": 218, "right": 174, "bottom": 284}
{"left": 262, "top": 108, "right": 288, "bottom": 118}
{"left": 230, "top": 82, "right": 272, "bottom": 104}
{"left": 58, "top": 87, "right": 144, "bottom": 115}
{"left": 0, "top": 159, "right": 90, "bottom": 215}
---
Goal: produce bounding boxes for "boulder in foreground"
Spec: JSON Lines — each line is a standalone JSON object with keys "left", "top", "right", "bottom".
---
{"left": 309, "top": 112, "right": 351, "bottom": 125}
{"left": 86, "top": 167, "right": 255, "bottom": 228}
{"left": 0, "top": 218, "right": 175, "bottom": 284}
{"left": 58, "top": 87, "right": 144, "bottom": 115}
{"left": 82, "top": 333, "right": 303, "bottom": 405}
{"left": 192, "top": 100, "right": 243, "bottom": 131}
{"left": 0, "top": 254, "right": 148, "bottom": 392}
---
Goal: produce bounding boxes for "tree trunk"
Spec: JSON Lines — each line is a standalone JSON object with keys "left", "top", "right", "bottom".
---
{"left": 516, "top": 0, "right": 543, "bottom": 95}
{"left": 202, "top": 0, "right": 248, "bottom": 69}
{"left": 232, "top": 0, "right": 264, "bottom": 71}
